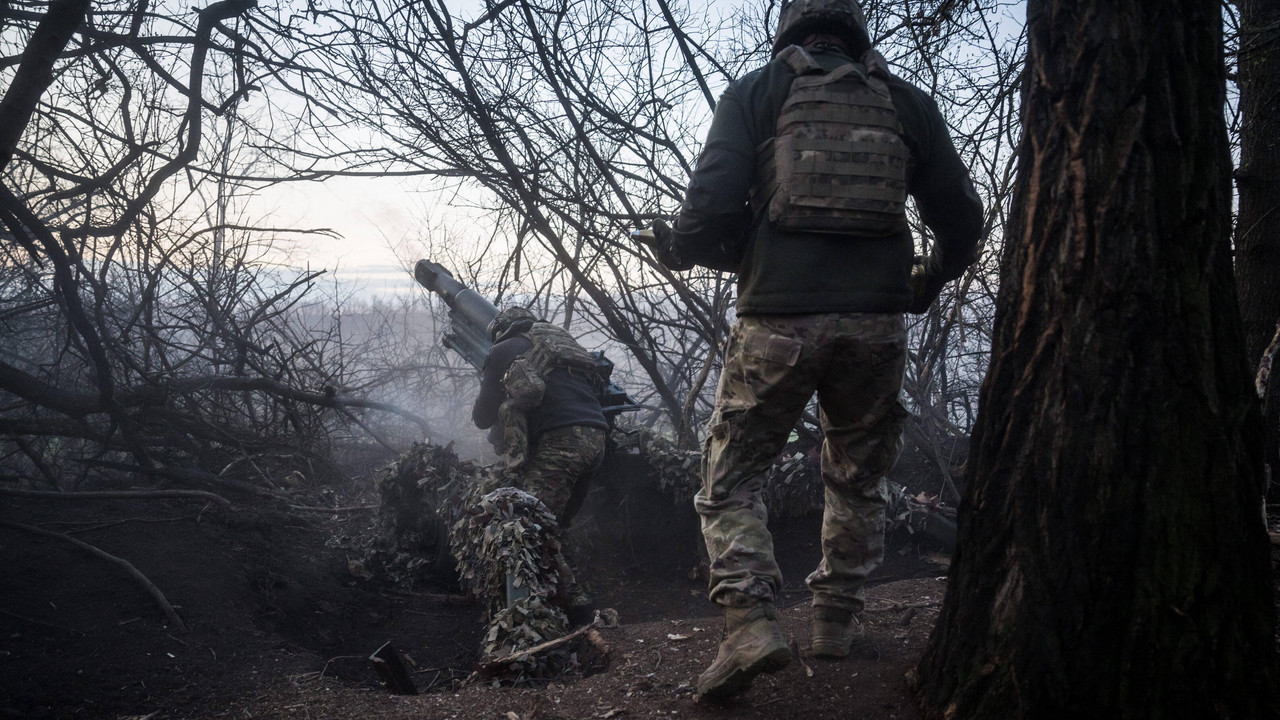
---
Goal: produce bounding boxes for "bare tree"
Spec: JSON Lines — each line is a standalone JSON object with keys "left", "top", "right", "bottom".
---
{"left": 0, "top": 0, "right": 428, "bottom": 495}
{"left": 248, "top": 0, "right": 1021, "bottom": 452}
{"left": 0, "top": 0, "right": 1023, "bottom": 489}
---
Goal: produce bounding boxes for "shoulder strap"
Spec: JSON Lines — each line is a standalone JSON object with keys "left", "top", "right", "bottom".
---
{"left": 859, "top": 48, "right": 893, "bottom": 99}
{"left": 861, "top": 48, "right": 891, "bottom": 79}
{"left": 525, "top": 322, "right": 597, "bottom": 374}
{"left": 776, "top": 44, "right": 824, "bottom": 76}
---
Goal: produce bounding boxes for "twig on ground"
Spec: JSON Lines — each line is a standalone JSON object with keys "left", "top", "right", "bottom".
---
{"left": 288, "top": 504, "right": 378, "bottom": 513}
{"left": 45, "top": 512, "right": 205, "bottom": 534}
{"left": 863, "top": 599, "right": 942, "bottom": 613}
{"left": 0, "top": 487, "right": 233, "bottom": 508}
{"left": 319, "top": 655, "right": 365, "bottom": 682}
{"left": 0, "top": 519, "right": 187, "bottom": 631}
{"left": 472, "top": 617, "right": 609, "bottom": 678}
{"left": 0, "top": 607, "right": 85, "bottom": 635}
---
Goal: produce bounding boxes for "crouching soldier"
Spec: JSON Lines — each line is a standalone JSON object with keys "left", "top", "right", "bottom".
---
{"left": 472, "top": 307, "right": 610, "bottom": 609}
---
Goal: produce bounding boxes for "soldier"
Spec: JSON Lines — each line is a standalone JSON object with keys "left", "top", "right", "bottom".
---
{"left": 472, "top": 307, "right": 610, "bottom": 609}
{"left": 649, "top": 0, "right": 984, "bottom": 702}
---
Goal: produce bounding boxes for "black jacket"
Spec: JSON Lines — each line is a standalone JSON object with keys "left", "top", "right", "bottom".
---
{"left": 472, "top": 335, "right": 608, "bottom": 440}
{"left": 671, "top": 46, "right": 984, "bottom": 314}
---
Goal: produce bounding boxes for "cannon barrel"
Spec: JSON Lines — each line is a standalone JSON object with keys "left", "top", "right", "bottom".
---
{"left": 414, "top": 260, "right": 498, "bottom": 370}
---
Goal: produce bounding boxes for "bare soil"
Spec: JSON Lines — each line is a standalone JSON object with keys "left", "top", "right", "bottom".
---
{"left": 0, "top": 469, "right": 953, "bottom": 720}
{"left": 4, "top": 452, "right": 1274, "bottom": 720}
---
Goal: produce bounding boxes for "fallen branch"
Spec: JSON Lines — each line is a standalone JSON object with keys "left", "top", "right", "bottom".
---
{"left": 0, "top": 487, "right": 233, "bottom": 508}
{"left": 0, "top": 607, "right": 85, "bottom": 635}
{"left": 0, "top": 360, "right": 433, "bottom": 434}
{"left": 864, "top": 599, "right": 943, "bottom": 614}
{"left": 0, "top": 519, "right": 187, "bottom": 632}
{"left": 288, "top": 504, "right": 378, "bottom": 513}
{"left": 121, "top": 375, "right": 432, "bottom": 434}
{"left": 471, "top": 611, "right": 615, "bottom": 679}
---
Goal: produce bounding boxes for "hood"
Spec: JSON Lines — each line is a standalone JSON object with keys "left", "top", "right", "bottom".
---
{"left": 772, "top": 0, "right": 872, "bottom": 58}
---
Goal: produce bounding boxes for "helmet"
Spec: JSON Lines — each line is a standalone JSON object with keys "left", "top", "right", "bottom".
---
{"left": 772, "top": 0, "right": 871, "bottom": 58}
{"left": 487, "top": 306, "right": 538, "bottom": 342}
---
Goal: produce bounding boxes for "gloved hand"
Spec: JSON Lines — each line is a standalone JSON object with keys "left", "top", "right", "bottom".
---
{"left": 908, "top": 257, "right": 946, "bottom": 314}
{"left": 646, "top": 219, "right": 694, "bottom": 272}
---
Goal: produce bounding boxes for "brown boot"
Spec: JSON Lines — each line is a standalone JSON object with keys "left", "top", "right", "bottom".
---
{"left": 696, "top": 602, "right": 790, "bottom": 702}
{"left": 811, "top": 606, "right": 873, "bottom": 660}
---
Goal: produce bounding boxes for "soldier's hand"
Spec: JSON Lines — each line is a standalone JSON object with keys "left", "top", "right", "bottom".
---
{"left": 631, "top": 227, "right": 657, "bottom": 247}
{"left": 635, "top": 220, "right": 693, "bottom": 271}
{"left": 907, "top": 258, "right": 945, "bottom": 314}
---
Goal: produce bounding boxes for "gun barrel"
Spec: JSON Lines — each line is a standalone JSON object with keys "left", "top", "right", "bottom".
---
{"left": 415, "top": 260, "right": 499, "bottom": 370}
{"left": 414, "top": 259, "right": 463, "bottom": 300}
{"left": 415, "top": 260, "right": 499, "bottom": 328}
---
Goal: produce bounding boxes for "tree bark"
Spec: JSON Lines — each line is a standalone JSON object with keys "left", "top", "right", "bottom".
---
{"left": 1235, "top": 0, "right": 1280, "bottom": 488}
{"left": 914, "top": 1, "right": 1280, "bottom": 718}
{"left": 0, "top": 0, "right": 90, "bottom": 171}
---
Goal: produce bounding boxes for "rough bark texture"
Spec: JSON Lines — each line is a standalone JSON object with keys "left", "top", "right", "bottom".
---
{"left": 914, "top": 1, "right": 1280, "bottom": 718}
{"left": 1236, "top": 0, "right": 1280, "bottom": 487}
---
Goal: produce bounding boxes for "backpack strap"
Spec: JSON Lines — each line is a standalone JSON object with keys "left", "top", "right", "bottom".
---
{"left": 776, "top": 44, "right": 824, "bottom": 76}
{"left": 860, "top": 48, "right": 893, "bottom": 99}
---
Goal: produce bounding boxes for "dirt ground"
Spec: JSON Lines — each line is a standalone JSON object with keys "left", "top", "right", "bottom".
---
{"left": 1, "top": 457, "right": 1275, "bottom": 720}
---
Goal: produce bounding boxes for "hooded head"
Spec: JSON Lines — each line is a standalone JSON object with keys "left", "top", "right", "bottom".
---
{"left": 487, "top": 306, "right": 539, "bottom": 343}
{"left": 772, "top": 0, "right": 872, "bottom": 58}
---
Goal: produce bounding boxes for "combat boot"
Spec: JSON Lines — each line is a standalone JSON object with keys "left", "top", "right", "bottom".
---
{"left": 811, "top": 606, "right": 874, "bottom": 659}
{"left": 696, "top": 602, "right": 790, "bottom": 702}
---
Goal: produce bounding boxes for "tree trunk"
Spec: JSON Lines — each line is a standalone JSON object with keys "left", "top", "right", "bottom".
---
{"left": 1236, "top": 0, "right": 1280, "bottom": 491}
{"left": 0, "top": 0, "right": 90, "bottom": 170}
{"left": 914, "top": 1, "right": 1279, "bottom": 718}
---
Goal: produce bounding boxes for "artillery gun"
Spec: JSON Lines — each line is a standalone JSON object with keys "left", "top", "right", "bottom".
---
{"left": 413, "top": 259, "right": 638, "bottom": 418}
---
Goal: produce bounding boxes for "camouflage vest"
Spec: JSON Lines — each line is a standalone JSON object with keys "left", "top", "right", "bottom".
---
{"left": 754, "top": 45, "right": 909, "bottom": 236}
{"left": 495, "top": 322, "right": 598, "bottom": 471}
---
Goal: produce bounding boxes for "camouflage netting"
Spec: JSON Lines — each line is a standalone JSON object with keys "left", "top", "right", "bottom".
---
{"left": 885, "top": 481, "right": 958, "bottom": 546}
{"left": 611, "top": 429, "right": 701, "bottom": 505}
{"left": 613, "top": 427, "right": 822, "bottom": 518}
{"left": 613, "top": 425, "right": 956, "bottom": 538}
{"left": 451, "top": 487, "right": 564, "bottom": 607}
{"left": 358, "top": 430, "right": 956, "bottom": 684}
{"left": 360, "top": 443, "right": 590, "bottom": 683}
{"left": 450, "top": 487, "right": 591, "bottom": 681}
{"left": 360, "top": 442, "right": 483, "bottom": 590}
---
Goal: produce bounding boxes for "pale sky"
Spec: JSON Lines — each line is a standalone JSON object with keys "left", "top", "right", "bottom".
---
{"left": 255, "top": 175, "right": 430, "bottom": 301}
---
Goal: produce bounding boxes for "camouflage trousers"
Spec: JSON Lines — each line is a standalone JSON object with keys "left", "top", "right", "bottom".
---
{"left": 695, "top": 313, "right": 909, "bottom": 615}
{"left": 516, "top": 424, "right": 607, "bottom": 527}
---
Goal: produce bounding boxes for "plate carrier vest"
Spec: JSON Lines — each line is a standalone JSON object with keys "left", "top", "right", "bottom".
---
{"left": 754, "top": 45, "right": 909, "bottom": 236}
{"left": 495, "top": 322, "right": 598, "bottom": 471}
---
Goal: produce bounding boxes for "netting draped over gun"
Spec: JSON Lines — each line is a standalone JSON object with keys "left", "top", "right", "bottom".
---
{"left": 413, "top": 259, "right": 639, "bottom": 419}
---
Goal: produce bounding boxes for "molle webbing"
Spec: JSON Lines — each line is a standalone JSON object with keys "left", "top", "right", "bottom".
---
{"left": 524, "top": 323, "right": 597, "bottom": 377}
{"left": 755, "top": 46, "right": 909, "bottom": 236}
{"left": 496, "top": 322, "right": 597, "bottom": 470}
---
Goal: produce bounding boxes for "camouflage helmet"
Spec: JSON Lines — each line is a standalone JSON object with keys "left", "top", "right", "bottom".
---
{"left": 487, "top": 306, "right": 538, "bottom": 342}
{"left": 772, "top": 0, "right": 872, "bottom": 58}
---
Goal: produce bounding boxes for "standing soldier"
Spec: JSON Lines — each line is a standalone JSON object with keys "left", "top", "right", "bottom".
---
{"left": 472, "top": 307, "right": 610, "bottom": 609}
{"left": 649, "top": 0, "right": 984, "bottom": 702}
